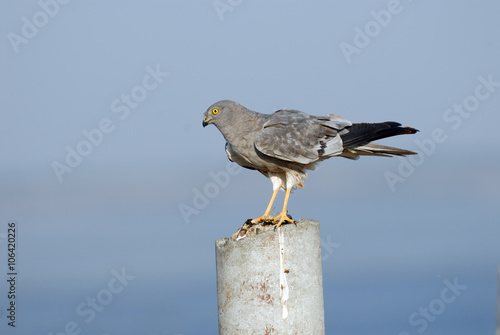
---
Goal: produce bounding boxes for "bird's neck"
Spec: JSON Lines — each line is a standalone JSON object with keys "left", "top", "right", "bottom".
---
{"left": 219, "top": 109, "right": 268, "bottom": 144}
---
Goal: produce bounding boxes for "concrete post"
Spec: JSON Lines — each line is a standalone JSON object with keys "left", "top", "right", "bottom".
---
{"left": 215, "top": 219, "right": 325, "bottom": 335}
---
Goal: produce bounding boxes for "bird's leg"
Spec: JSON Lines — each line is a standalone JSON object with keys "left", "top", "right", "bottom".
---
{"left": 251, "top": 188, "right": 279, "bottom": 224}
{"left": 274, "top": 187, "right": 295, "bottom": 227}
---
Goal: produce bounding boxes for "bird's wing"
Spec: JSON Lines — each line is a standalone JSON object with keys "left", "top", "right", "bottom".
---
{"left": 254, "top": 110, "right": 351, "bottom": 164}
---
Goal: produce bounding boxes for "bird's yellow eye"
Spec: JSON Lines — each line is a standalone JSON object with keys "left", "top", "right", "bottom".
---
{"left": 212, "top": 108, "right": 219, "bottom": 115}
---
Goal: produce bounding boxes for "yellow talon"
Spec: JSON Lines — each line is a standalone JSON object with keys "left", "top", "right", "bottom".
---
{"left": 252, "top": 186, "right": 295, "bottom": 228}
{"left": 251, "top": 188, "right": 279, "bottom": 224}
{"left": 273, "top": 211, "right": 295, "bottom": 227}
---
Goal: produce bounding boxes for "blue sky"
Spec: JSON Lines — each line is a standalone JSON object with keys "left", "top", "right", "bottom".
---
{"left": 1, "top": 1, "right": 499, "bottom": 334}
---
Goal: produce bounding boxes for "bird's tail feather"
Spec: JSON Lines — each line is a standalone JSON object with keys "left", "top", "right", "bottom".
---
{"left": 340, "top": 143, "right": 417, "bottom": 160}
{"left": 339, "top": 122, "right": 419, "bottom": 160}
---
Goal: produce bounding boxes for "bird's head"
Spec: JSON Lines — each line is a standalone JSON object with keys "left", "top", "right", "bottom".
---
{"left": 202, "top": 100, "right": 242, "bottom": 128}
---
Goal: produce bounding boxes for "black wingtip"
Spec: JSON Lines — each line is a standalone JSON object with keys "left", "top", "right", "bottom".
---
{"left": 402, "top": 126, "right": 419, "bottom": 134}
{"left": 341, "top": 122, "right": 419, "bottom": 148}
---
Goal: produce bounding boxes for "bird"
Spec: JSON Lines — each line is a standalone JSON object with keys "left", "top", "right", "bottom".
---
{"left": 202, "top": 100, "right": 419, "bottom": 227}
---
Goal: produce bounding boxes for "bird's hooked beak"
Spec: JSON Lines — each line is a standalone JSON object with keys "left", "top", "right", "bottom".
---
{"left": 202, "top": 116, "right": 212, "bottom": 127}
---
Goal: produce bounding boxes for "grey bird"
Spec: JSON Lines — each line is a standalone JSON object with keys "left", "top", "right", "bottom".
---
{"left": 203, "top": 100, "right": 418, "bottom": 227}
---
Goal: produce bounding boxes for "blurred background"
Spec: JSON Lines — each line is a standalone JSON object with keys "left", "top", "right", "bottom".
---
{"left": 1, "top": 1, "right": 499, "bottom": 334}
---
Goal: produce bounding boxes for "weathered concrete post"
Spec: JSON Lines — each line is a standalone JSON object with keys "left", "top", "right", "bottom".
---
{"left": 215, "top": 219, "right": 325, "bottom": 334}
